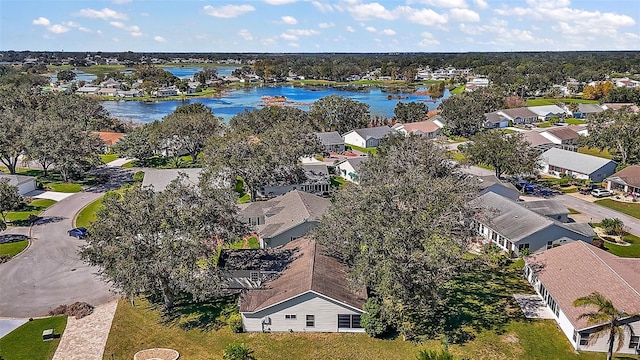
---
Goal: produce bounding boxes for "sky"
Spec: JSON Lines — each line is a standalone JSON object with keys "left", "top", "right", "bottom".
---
{"left": 1, "top": 0, "right": 639, "bottom": 53}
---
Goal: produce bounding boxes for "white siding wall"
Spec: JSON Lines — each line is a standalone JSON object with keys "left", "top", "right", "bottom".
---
{"left": 17, "top": 180, "right": 36, "bottom": 195}
{"left": 336, "top": 162, "right": 358, "bottom": 183}
{"left": 264, "top": 221, "right": 319, "bottom": 248}
{"left": 343, "top": 133, "right": 366, "bottom": 148}
{"left": 242, "top": 291, "right": 364, "bottom": 333}
{"left": 579, "top": 320, "right": 640, "bottom": 354}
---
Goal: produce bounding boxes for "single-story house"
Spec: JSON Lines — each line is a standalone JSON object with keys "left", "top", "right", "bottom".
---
{"left": 496, "top": 107, "right": 538, "bottom": 125}
{"left": 521, "top": 131, "right": 556, "bottom": 153}
{"left": 606, "top": 165, "right": 640, "bottom": 195}
{"left": 92, "top": 131, "right": 125, "bottom": 152}
{"left": 0, "top": 174, "right": 36, "bottom": 195}
{"left": 343, "top": 126, "right": 391, "bottom": 149}
{"left": 528, "top": 105, "right": 569, "bottom": 121}
{"left": 520, "top": 199, "right": 570, "bottom": 223}
{"left": 97, "top": 88, "right": 117, "bottom": 96}
{"left": 152, "top": 86, "right": 178, "bottom": 97}
{"left": 238, "top": 190, "right": 330, "bottom": 248}
{"left": 572, "top": 103, "right": 604, "bottom": 119}
{"left": 540, "top": 148, "right": 617, "bottom": 183}
{"left": 141, "top": 168, "right": 202, "bottom": 192}
{"left": 524, "top": 241, "right": 640, "bottom": 354}
{"left": 483, "top": 112, "right": 509, "bottom": 129}
{"left": 259, "top": 164, "right": 331, "bottom": 198}
{"left": 602, "top": 103, "right": 640, "bottom": 113}
{"left": 75, "top": 85, "right": 100, "bottom": 95}
{"left": 539, "top": 127, "right": 580, "bottom": 151}
{"left": 117, "top": 89, "right": 143, "bottom": 98}
{"left": 316, "top": 132, "right": 345, "bottom": 153}
{"left": 239, "top": 238, "right": 367, "bottom": 333}
{"left": 217, "top": 246, "right": 297, "bottom": 289}
{"left": 392, "top": 120, "right": 442, "bottom": 139}
{"left": 469, "top": 192, "right": 595, "bottom": 257}
{"left": 475, "top": 175, "right": 520, "bottom": 201}
{"left": 335, "top": 157, "right": 368, "bottom": 184}
{"left": 99, "top": 78, "right": 120, "bottom": 88}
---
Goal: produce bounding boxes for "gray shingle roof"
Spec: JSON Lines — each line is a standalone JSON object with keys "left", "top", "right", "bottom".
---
{"left": 316, "top": 131, "right": 344, "bottom": 146}
{"left": 347, "top": 126, "right": 391, "bottom": 140}
{"left": 521, "top": 199, "right": 569, "bottom": 217}
{"left": 0, "top": 174, "right": 35, "bottom": 187}
{"left": 141, "top": 168, "right": 202, "bottom": 192}
{"left": 499, "top": 107, "right": 538, "bottom": 119}
{"left": 577, "top": 103, "right": 604, "bottom": 114}
{"left": 337, "top": 157, "right": 368, "bottom": 172}
{"left": 541, "top": 148, "right": 616, "bottom": 175}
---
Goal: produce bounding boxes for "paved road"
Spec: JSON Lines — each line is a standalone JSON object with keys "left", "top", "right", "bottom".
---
{"left": 0, "top": 167, "right": 132, "bottom": 317}
{"left": 550, "top": 194, "right": 640, "bottom": 235}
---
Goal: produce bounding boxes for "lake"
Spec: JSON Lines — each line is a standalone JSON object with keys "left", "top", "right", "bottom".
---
{"left": 102, "top": 86, "right": 450, "bottom": 124}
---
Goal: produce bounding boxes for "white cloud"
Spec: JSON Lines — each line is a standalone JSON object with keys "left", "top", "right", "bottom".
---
{"left": 265, "top": 0, "right": 296, "bottom": 4}
{"left": 417, "top": 31, "right": 440, "bottom": 46}
{"left": 281, "top": 33, "right": 298, "bottom": 40}
{"left": 154, "top": 36, "right": 166, "bottom": 42}
{"left": 381, "top": 29, "right": 396, "bottom": 35}
{"left": 473, "top": 0, "right": 489, "bottom": 9}
{"left": 365, "top": 26, "right": 377, "bottom": 32}
{"left": 112, "top": 0, "right": 133, "bottom": 3}
{"left": 420, "top": 0, "right": 468, "bottom": 8}
{"left": 237, "top": 29, "right": 254, "bottom": 40}
{"left": 312, "top": 1, "right": 334, "bottom": 12}
{"left": 288, "top": 42, "right": 300, "bottom": 47}
{"left": 318, "top": 22, "right": 335, "bottom": 28}
{"left": 109, "top": 21, "right": 143, "bottom": 36}
{"left": 346, "top": 26, "right": 355, "bottom": 32}
{"left": 449, "top": 8, "right": 480, "bottom": 22}
{"left": 281, "top": 16, "right": 298, "bottom": 24}
{"left": 400, "top": 7, "right": 448, "bottom": 26}
{"left": 348, "top": 2, "right": 395, "bottom": 21}
{"left": 96, "top": 29, "right": 103, "bottom": 36}
{"left": 76, "top": 8, "right": 128, "bottom": 20}
{"left": 32, "top": 17, "right": 50, "bottom": 26}
{"left": 62, "top": 21, "right": 92, "bottom": 32}
{"left": 48, "top": 24, "right": 70, "bottom": 34}
{"left": 203, "top": 4, "right": 255, "bottom": 18}
{"left": 287, "top": 29, "right": 320, "bottom": 36}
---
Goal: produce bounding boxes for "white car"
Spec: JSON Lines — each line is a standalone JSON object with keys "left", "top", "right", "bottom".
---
{"left": 591, "top": 189, "right": 613, "bottom": 198}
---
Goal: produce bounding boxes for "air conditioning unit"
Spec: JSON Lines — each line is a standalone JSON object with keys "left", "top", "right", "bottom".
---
{"left": 262, "top": 316, "right": 271, "bottom": 325}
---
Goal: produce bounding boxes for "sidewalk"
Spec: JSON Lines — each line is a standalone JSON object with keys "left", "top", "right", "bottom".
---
{"left": 106, "top": 158, "right": 134, "bottom": 167}
{"left": 52, "top": 299, "right": 118, "bottom": 360}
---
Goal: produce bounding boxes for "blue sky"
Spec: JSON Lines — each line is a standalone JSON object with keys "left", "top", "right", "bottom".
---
{"left": 1, "top": 0, "right": 639, "bottom": 52}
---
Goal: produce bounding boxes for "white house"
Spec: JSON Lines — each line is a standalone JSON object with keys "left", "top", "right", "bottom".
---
{"left": 315, "top": 132, "right": 345, "bottom": 153}
{"left": 540, "top": 148, "right": 617, "bottom": 183}
{"left": 259, "top": 164, "right": 332, "bottom": 198}
{"left": 239, "top": 238, "right": 367, "bottom": 333}
{"left": 469, "top": 192, "right": 595, "bottom": 257}
{"left": 524, "top": 241, "right": 640, "bottom": 355}
{"left": 527, "top": 105, "right": 569, "bottom": 121}
{"left": 606, "top": 165, "right": 640, "bottom": 195}
{"left": 335, "top": 157, "right": 368, "bottom": 184}
{"left": 0, "top": 174, "right": 36, "bottom": 195}
{"left": 538, "top": 127, "right": 581, "bottom": 151}
{"left": 522, "top": 131, "right": 557, "bottom": 153}
{"left": 392, "top": 120, "right": 442, "bottom": 139}
{"left": 496, "top": 107, "right": 539, "bottom": 125}
{"left": 342, "top": 126, "right": 391, "bottom": 149}
{"left": 238, "top": 190, "right": 330, "bottom": 248}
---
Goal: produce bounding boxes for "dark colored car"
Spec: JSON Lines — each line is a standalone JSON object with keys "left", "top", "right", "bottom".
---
{"left": 67, "top": 227, "right": 89, "bottom": 239}
{"left": 516, "top": 181, "right": 534, "bottom": 193}
{"left": 579, "top": 184, "right": 601, "bottom": 195}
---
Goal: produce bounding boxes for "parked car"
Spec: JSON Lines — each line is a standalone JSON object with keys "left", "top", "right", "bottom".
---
{"left": 515, "top": 181, "right": 534, "bottom": 193}
{"left": 591, "top": 189, "right": 613, "bottom": 198}
{"left": 579, "top": 184, "right": 601, "bottom": 195}
{"left": 67, "top": 227, "right": 89, "bottom": 239}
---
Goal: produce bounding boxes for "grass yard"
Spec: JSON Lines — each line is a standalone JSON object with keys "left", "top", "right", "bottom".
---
{"left": 0, "top": 316, "right": 67, "bottom": 360}
{"left": 450, "top": 85, "right": 465, "bottom": 94}
{"left": 75, "top": 196, "right": 104, "bottom": 228}
{"left": 1, "top": 168, "right": 87, "bottom": 193}
{"left": 46, "top": 183, "right": 83, "bottom": 193}
{"left": 578, "top": 146, "right": 613, "bottom": 160}
{"left": 595, "top": 199, "right": 640, "bottom": 219}
{"left": 99, "top": 153, "right": 119, "bottom": 164}
{"left": 5, "top": 198, "right": 56, "bottom": 225}
{"left": 565, "top": 118, "right": 586, "bottom": 125}
{"left": 525, "top": 98, "right": 599, "bottom": 106}
{"left": 346, "top": 144, "right": 377, "bottom": 156}
{"left": 603, "top": 234, "right": 640, "bottom": 258}
{"left": 536, "top": 122, "right": 552, "bottom": 128}
{"left": 0, "top": 240, "right": 29, "bottom": 258}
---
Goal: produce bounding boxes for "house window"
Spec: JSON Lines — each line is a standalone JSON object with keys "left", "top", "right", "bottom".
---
{"left": 518, "top": 244, "right": 530, "bottom": 252}
{"left": 547, "top": 241, "right": 553, "bottom": 250}
{"left": 579, "top": 335, "right": 589, "bottom": 346}
{"left": 285, "top": 314, "right": 296, "bottom": 320}
{"left": 250, "top": 272, "right": 260, "bottom": 282}
{"left": 572, "top": 330, "right": 577, "bottom": 342}
{"left": 629, "top": 335, "right": 640, "bottom": 349}
{"left": 306, "top": 315, "right": 315, "bottom": 327}
{"left": 338, "top": 314, "right": 362, "bottom": 328}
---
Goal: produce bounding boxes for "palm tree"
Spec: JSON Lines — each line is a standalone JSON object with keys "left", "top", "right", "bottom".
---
{"left": 573, "top": 292, "right": 635, "bottom": 360}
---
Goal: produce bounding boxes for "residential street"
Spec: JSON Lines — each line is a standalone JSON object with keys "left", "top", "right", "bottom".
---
{"left": 0, "top": 167, "right": 132, "bottom": 317}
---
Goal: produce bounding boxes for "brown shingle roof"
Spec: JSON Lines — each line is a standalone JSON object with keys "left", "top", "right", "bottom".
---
{"left": 525, "top": 241, "right": 640, "bottom": 330}
{"left": 401, "top": 120, "right": 440, "bottom": 134}
{"left": 522, "top": 131, "right": 553, "bottom": 148}
{"left": 499, "top": 107, "right": 537, "bottom": 119}
{"left": 607, "top": 165, "right": 640, "bottom": 189}
{"left": 544, "top": 127, "right": 579, "bottom": 141}
{"left": 239, "top": 238, "right": 367, "bottom": 313}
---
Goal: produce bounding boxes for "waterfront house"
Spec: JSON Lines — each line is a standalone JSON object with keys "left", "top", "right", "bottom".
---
{"left": 524, "top": 241, "right": 640, "bottom": 355}
{"left": 239, "top": 238, "right": 367, "bottom": 333}
{"left": 540, "top": 148, "right": 617, "bottom": 183}
{"left": 238, "top": 190, "right": 330, "bottom": 248}
{"left": 342, "top": 126, "right": 391, "bottom": 149}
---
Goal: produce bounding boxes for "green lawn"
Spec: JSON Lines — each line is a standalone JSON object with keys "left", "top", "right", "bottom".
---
{"left": 450, "top": 85, "right": 465, "bottom": 94}
{"left": 565, "top": 118, "right": 586, "bottom": 125}
{"left": 525, "top": 98, "right": 599, "bottom": 106}
{"left": 237, "top": 193, "right": 250, "bottom": 204}
{"left": 331, "top": 176, "right": 347, "bottom": 189}
{"left": 604, "top": 234, "right": 640, "bottom": 258}
{"left": 0, "top": 240, "right": 29, "bottom": 258}
{"left": 578, "top": 146, "right": 613, "bottom": 160}
{"left": 100, "top": 153, "right": 119, "bottom": 164}
{"left": 536, "top": 122, "right": 552, "bottom": 128}
{"left": 346, "top": 144, "right": 377, "bottom": 156}
{"left": 5, "top": 198, "right": 56, "bottom": 225}
{"left": 1, "top": 168, "right": 87, "bottom": 193}
{"left": 0, "top": 316, "right": 67, "bottom": 360}
{"left": 122, "top": 160, "right": 136, "bottom": 168}
{"left": 75, "top": 196, "right": 104, "bottom": 228}
{"left": 46, "top": 183, "right": 83, "bottom": 193}
{"left": 595, "top": 199, "right": 640, "bottom": 219}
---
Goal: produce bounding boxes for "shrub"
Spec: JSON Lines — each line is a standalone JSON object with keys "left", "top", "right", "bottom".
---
{"left": 360, "top": 297, "right": 389, "bottom": 338}
{"left": 133, "top": 171, "right": 145, "bottom": 183}
{"left": 48, "top": 302, "right": 94, "bottom": 319}
{"left": 227, "top": 313, "right": 243, "bottom": 333}
{"left": 223, "top": 343, "right": 254, "bottom": 360}
{"left": 592, "top": 238, "right": 604, "bottom": 248}
{"left": 0, "top": 255, "right": 10, "bottom": 264}
{"left": 601, "top": 218, "right": 624, "bottom": 235}
{"left": 416, "top": 349, "right": 454, "bottom": 360}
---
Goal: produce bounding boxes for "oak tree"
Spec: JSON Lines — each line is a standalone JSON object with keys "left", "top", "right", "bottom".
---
{"left": 309, "top": 95, "right": 370, "bottom": 134}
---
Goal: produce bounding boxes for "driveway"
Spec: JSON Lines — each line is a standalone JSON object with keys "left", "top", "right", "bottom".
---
{"left": 0, "top": 168, "right": 132, "bottom": 317}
